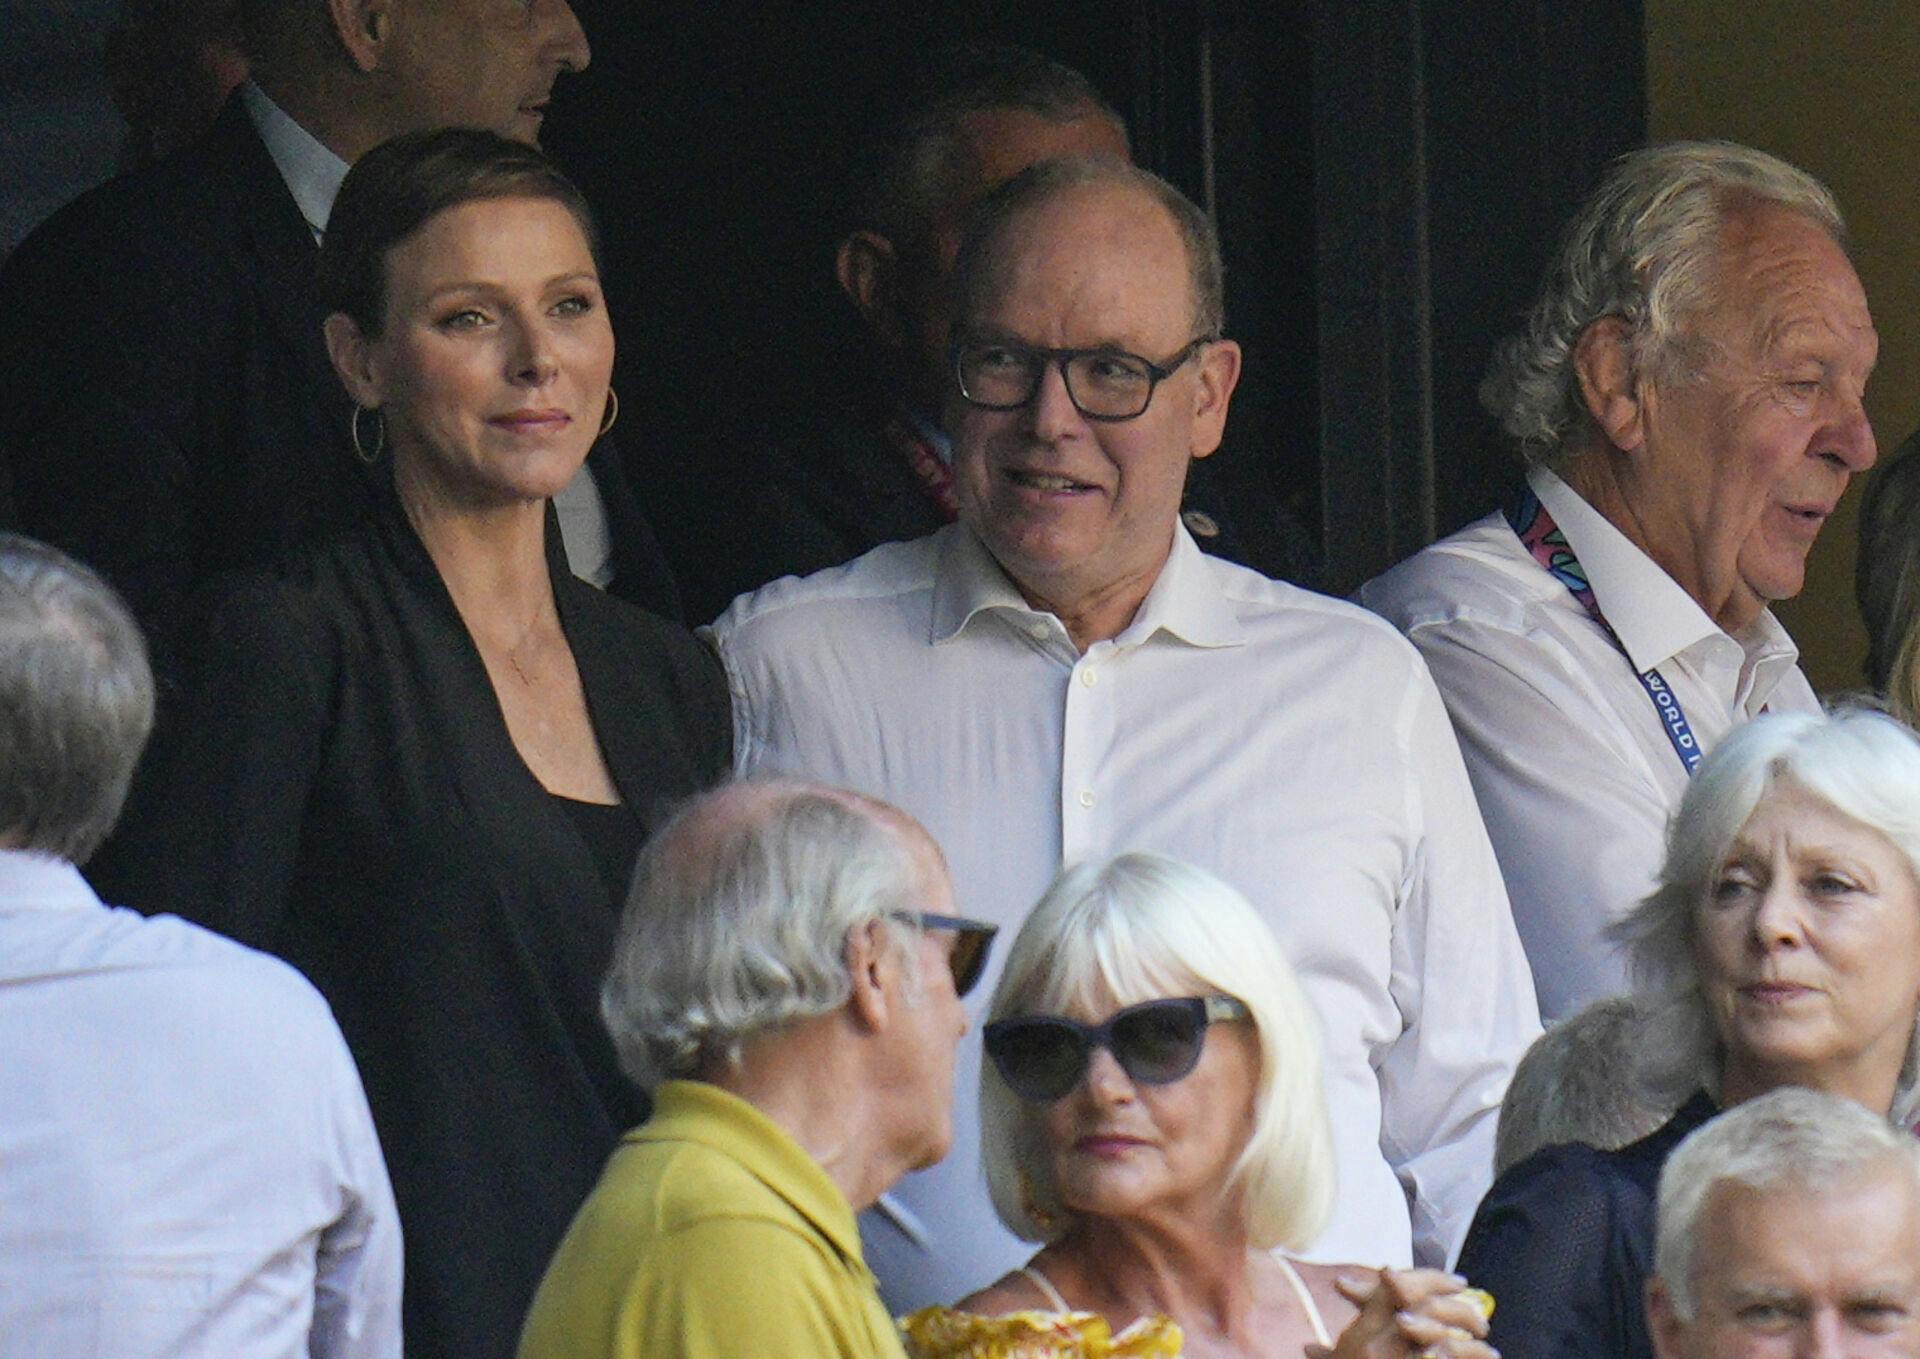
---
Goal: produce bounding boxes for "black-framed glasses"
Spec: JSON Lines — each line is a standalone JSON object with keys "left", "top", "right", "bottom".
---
{"left": 983, "top": 995, "right": 1250, "bottom": 1103}
{"left": 951, "top": 336, "right": 1214, "bottom": 422}
{"left": 894, "top": 911, "right": 998, "bottom": 998}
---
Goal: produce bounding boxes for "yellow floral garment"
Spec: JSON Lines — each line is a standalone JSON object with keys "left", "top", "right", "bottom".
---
{"left": 898, "top": 1306, "right": 1183, "bottom": 1359}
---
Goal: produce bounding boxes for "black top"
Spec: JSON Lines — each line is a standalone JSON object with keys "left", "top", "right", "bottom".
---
{"left": 1456, "top": 1091, "right": 1719, "bottom": 1359}
{"left": 103, "top": 492, "right": 731, "bottom": 1359}
{"left": 553, "top": 792, "right": 646, "bottom": 904}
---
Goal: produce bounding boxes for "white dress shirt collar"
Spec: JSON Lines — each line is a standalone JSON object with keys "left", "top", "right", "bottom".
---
{"left": 242, "top": 80, "right": 350, "bottom": 242}
{"left": 1528, "top": 464, "right": 1800, "bottom": 678}
{"left": 930, "top": 522, "right": 1247, "bottom": 652}
{"left": 0, "top": 850, "right": 93, "bottom": 914}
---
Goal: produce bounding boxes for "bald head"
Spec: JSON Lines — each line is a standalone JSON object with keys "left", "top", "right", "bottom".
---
{"left": 951, "top": 156, "right": 1225, "bottom": 348}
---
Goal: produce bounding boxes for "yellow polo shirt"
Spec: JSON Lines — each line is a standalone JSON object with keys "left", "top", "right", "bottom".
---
{"left": 517, "top": 1079, "right": 909, "bottom": 1359}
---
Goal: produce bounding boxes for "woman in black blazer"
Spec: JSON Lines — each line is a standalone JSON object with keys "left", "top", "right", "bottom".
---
{"left": 111, "top": 130, "right": 730, "bottom": 1359}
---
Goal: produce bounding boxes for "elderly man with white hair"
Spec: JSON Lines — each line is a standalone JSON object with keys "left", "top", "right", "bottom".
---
{"left": 1647, "top": 1086, "right": 1920, "bottom": 1357}
{"left": 0, "top": 533, "right": 401, "bottom": 1357}
{"left": 1359, "top": 141, "right": 1879, "bottom": 1021}
{"left": 518, "top": 779, "right": 996, "bottom": 1359}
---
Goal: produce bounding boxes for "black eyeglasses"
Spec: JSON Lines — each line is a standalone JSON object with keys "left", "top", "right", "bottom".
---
{"left": 983, "top": 995, "right": 1250, "bottom": 1103}
{"left": 951, "top": 336, "right": 1214, "bottom": 422}
{"left": 895, "top": 911, "right": 998, "bottom": 998}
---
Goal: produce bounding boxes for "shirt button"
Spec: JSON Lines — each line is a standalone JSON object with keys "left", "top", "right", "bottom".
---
{"left": 1080, "top": 668, "right": 1099, "bottom": 687}
{"left": 1078, "top": 790, "right": 1095, "bottom": 808}
{"left": 1028, "top": 623, "right": 1049, "bottom": 641}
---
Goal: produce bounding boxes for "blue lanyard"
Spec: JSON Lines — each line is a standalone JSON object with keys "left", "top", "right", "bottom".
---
{"left": 1505, "top": 489, "right": 1703, "bottom": 776}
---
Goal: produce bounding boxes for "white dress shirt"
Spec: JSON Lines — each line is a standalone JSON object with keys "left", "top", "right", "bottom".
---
{"left": 242, "top": 81, "right": 614, "bottom": 587}
{"left": 1357, "top": 466, "right": 1817, "bottom": 1021}
{"left": 0, "top": 851, "right": 402, "bottom": 1359}
{"left": 707, "top": 523, "right": 1541, "bottom": 1308}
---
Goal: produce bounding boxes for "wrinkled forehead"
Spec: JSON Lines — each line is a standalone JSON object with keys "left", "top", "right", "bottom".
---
{"left": 1695, "top": 204, "right": 1875, "bottom": 362}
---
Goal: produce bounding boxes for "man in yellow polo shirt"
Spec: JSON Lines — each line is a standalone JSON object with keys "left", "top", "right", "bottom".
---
{"left": 518, "top": 779, "right": 995, "bottom": 1359}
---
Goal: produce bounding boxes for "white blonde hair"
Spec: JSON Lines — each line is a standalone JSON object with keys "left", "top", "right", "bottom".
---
{"left": 980, "top": 852, "right": 1335, "bottom": 1250}
{"left": 1610, "top": 708, "right": 1920, "bottom": 1124}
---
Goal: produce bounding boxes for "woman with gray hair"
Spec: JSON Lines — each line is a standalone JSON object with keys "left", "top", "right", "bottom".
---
{"left": 902, "top": 853, "right": 1495, "bottom": 1359}
{"left": 1458, "top": 707, "right": 1920, "bottom": 1359}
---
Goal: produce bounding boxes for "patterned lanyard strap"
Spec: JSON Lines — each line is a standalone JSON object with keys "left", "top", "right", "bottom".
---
{"left": 1505, "top": 487, "right": 1703, "bottom": 775}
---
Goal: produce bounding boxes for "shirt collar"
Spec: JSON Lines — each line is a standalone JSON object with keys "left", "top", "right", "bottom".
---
{"left": 635, "top": 1080, "right": 872, "bottom": 1273}
{"left": 0, "top": 850, "right": 102, "bottom": 915}
{"left": 242, "top": 81, "right": 350, "bottom": 242}
{"left": 929, "top": 521, "right": 1245, "bottom": 651}
{"left": 1530, "top": 465, "right": 1736, "bottom": 672}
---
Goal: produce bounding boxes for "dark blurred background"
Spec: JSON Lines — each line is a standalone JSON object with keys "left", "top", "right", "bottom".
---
{"left": 1, "top": 0, "right": 1646, "bottom": 600}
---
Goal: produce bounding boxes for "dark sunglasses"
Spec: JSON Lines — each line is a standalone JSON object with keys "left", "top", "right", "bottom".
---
{"left": 895, "top": 911, "right": 998, "bottom": 998}
{"left": 983, "top": 995, "right": 1251, "bottom": 1104}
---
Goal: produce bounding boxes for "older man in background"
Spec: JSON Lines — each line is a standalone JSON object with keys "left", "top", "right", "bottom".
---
{"left": 0, "top": 534, "right": 400, "bottom": 1358}
{"left": 1360, "top": 143, "right": 1877, "bottom": 1020}
{"left": 1647, "top": 1087, "right": 1920, "bottom": 1357}
{"left": 0, "top": 0, "right": 677, "bottom": 693}
{"left": 710, "top": 156, "right": 1538, "bottom": 1305}
{"left": 519, "top": 779, "right": 993, "bottom": 1359}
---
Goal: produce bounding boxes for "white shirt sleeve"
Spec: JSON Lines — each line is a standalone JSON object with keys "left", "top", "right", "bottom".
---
{"left": 1404, "top": 613, "right": 1673, "bottom": 1021}
{"left": 308, "top": 1027, "right": 404, "bottom": 1359}
{"left": 1379, "top": 663, "right": 1543, "bottom": 1267}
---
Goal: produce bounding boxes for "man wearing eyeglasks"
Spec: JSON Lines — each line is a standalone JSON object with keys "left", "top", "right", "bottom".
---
{"left": 707, "top": 157, "right": 1540, "bottom": 1309}
{"left": 520, "top": 779, "right": 996, "bottom": 1359}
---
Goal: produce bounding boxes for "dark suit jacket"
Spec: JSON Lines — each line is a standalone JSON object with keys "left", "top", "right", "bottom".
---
{"left": 0, "top": 96, "right": 678, "bottom": 690}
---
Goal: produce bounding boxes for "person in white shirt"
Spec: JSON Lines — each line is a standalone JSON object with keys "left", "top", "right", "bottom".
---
{"left": 1358, "top": 142, "right": 1878, "bottom": 1022}
{"left": 0, "top": 534, "right": 401, "bottom": 1359}
{"left": 707, "top": 156, "right": 1540, "bottom": 1309}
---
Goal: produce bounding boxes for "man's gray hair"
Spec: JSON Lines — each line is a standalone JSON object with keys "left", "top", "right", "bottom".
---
{"left": 1495, "top": 997, "right": 1671, "bottom": 1174}
{"left": 1654, "top": 1086, "right": 1920, "bottom": 1321}
{"left": 1483, "top": 140, "right": 1844, "bottom": 468}
{"left": 0, "top": 535, "right": 155, "bottom": 862}
{"left": 601, "top": 779, "right": 936, "bottom": 1090}
{"left": 1611, "top": 708, "right": 1920, "bottom": 1125}
{"left": 951, "top": 155, "right": 1226, "bottom": 343}
{"left": 848, "top": 42, "right": 1127, "bottom": 249}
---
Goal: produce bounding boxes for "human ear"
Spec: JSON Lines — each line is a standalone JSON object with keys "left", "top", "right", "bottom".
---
{"left": 323, "top": 312, "right": 381, "bottom": 409}
{"left": 1573, "top": 316, "right": 1647, "bottom": 455}
{"left": 328, "top": 0, "right": 391, "bottom": 73}
{"left": 835, "top": 231, "right": 907, "bottom": 348}
{"left": 1644, "top": 1279, "right": 1686, "bottom": 1359}
{"left": 1188, "top": 339, "right": 1243, "bottom": 460}
{"left": 844, "top": 918, "right": 895, "bottom": 1034}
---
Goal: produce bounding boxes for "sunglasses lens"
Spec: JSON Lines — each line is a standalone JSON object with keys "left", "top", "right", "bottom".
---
{"left": 949, "top": 931, "right": 990, "bottom": 998}
{"left": 1111, "top": 1002, "right": 1209, "bottom": 1085}
{"left": 986, "top": 1020, "right": 1088, "bottom": 1103}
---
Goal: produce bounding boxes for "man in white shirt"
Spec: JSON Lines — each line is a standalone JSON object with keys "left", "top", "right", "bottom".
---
{"left": 0, "top": 533, "right": 401, "bottom": 1359}
{"left": 1358, "top": 143, "right": 1878, "bottom": 1021}
{"left": 708, "top": 156, "right": 1540, "bottom": 1308}
{"left": 0, "top": 0, "right": 676, "bottom": 697}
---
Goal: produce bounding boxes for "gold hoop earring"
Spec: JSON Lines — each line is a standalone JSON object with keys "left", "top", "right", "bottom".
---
{"left": 598, "top": 388, "right": 619, "bottom": 437}
{"left": 350, "top": 405, "right": 385, "bottom": 464}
